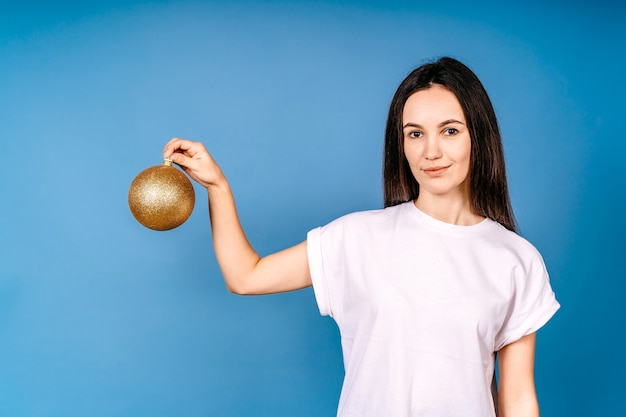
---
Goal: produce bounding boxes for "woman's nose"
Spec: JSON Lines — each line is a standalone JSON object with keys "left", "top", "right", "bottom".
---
{"left": 424, "top": 137, "right": 442, "bottom": 160}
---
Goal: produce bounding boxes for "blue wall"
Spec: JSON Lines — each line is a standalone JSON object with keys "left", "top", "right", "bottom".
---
{"left": 1, "top": 1, "right": 624, "bottom": 415}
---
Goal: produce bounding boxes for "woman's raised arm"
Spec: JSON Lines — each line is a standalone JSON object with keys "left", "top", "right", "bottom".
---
{"left": 163, "top": 138, "right": 312, "bottom": 295}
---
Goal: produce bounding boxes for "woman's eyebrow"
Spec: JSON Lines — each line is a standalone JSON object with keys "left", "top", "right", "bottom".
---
{"left": 403, "top": 119, "right": 465, "bottom": 130}
{"left": 438, "top": 119, "right": 465, "bottom": 127}
{"left": 402, "top": 122, "right": 423, "bottom": 130}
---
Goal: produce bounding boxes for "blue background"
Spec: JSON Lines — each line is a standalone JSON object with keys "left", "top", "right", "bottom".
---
{"left": 1, "top": 0, "right": 624, "bottom": 415}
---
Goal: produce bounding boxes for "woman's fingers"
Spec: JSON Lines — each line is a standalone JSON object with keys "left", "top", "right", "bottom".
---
{"left": 163, "top": 137, "right": 202, "bottom": 159}
{"left": 162, "top": 138, "right": 223, "bottom": 188}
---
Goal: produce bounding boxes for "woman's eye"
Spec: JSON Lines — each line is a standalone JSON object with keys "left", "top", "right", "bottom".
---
{"left": 409, "top": 131, "right": 422, "bottom": 138}
{"left": 444, "top": 128, "right": 458, "bottom": 135}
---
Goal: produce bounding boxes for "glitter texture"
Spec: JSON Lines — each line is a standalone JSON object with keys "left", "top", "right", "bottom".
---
{"left": 128, "top": 161, "right": 195, "bottom": 231}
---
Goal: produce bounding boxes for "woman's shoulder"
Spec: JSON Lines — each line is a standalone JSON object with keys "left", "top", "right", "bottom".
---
{"left": 329, "top": 202, "right": 410, "bottom": 226}
{"left": 311, "top": 202, "right": 411, "bottom": 239}
{"left": 485, "top": 220, "right": 546, "bottom": 264}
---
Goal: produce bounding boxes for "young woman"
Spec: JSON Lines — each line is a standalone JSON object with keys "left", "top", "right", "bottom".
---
{"left": 163, "top": 57, "right": 559, "bottom": 417}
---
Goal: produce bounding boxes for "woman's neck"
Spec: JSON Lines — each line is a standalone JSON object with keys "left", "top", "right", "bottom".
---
{"left": 414, "top": 193, "right": 484, "bottom": 226}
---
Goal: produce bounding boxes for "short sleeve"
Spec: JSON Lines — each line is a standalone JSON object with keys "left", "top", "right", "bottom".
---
{"left": 495, "top": 251, "right": 560, "bottom": 350}
{"left": 307, "top": 217, "right": 351, "bottom": 319}
{"left": 307, "top": 226, "right": 333, "bottom": 317}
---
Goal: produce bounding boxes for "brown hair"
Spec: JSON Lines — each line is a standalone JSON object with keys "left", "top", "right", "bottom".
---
{"left": 383, "top": 57, "right": 517, "bottom": 232}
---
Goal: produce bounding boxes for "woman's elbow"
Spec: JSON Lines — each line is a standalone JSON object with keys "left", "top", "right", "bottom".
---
{"left": 224, "top": 280, "right": 250, "bottom": 295}
{"left": 223, "top": 276, "right": 264, "bottom": 295}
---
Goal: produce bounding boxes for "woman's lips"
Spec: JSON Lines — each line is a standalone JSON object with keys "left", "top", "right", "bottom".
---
{"left": 422, "top": 166, "right": 450, "bottom": 177}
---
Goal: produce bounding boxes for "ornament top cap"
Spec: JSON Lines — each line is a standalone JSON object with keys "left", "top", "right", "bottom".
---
{"left": 163, "top": 158, "right": 173, "bottom": 167}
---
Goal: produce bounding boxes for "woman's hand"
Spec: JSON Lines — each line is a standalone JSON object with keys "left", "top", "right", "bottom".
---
{"left": 163, "top": 138, "right": 225, "bottom": 189}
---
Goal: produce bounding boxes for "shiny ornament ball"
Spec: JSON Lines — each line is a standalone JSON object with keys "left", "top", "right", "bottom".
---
{"left": 128, "top": 159, "right": 195, "bottom": 231}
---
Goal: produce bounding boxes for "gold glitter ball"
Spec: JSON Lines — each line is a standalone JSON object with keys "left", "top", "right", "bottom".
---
{"left": 128, "top": 159, "right": 195, "bottom": 231}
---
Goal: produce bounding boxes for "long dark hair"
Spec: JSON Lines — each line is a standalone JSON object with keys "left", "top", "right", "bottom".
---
{"left": 383, "top": 57, "right": 517, "bottom": 232}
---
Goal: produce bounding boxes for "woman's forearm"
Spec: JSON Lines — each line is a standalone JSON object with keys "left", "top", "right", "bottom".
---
{"left": 206, "top": 180, "right": 261, "bottom": 293}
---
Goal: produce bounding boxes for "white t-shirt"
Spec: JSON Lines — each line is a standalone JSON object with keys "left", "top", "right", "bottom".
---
{"left": 307, "top": 202, "right": 560, "bottom": 417}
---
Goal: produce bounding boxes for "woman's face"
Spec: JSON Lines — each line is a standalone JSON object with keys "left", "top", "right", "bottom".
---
{"left": 402, "top": 84, "right": 472, "bottom": 201}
